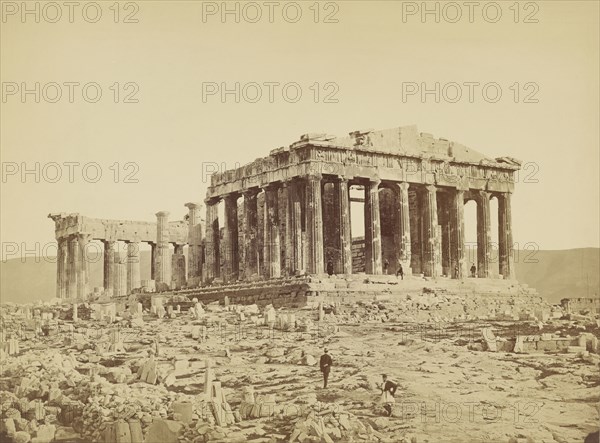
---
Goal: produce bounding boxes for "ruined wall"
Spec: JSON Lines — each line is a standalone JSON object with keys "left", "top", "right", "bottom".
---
{"left": 561, "top": 298, "right": 600, "bottom": 314}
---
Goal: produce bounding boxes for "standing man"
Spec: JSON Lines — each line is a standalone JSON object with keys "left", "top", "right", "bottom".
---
{"left": 320, "top": 348, "right": 332, "bottom": 388}
{"left": 380, "top": 374, "right": 397, "bottom": 416}
{"left": 396, "top": 259, "right": 404, "bottom": 280}
{"left": 470, "top": 263, "right": 477, "bottom": 278}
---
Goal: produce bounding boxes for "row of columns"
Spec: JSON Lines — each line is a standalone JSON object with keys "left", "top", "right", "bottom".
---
{"left": 204, "top": 175, "right": 514, "bottom": 282}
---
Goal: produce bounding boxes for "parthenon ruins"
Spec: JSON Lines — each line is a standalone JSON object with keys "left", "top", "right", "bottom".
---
{"left": 49, "top": 125, "right": 521, "bottom": 300}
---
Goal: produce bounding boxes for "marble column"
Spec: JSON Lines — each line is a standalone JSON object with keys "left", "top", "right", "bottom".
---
{"left": 149, "top": 242, "right": 156, "bottom": 280}
{"left": 77, "top": 234, "right": 90, "bottom": 300}
{"left": 498, "top": 192, "right": 515, "bottom": 279}
{"left": 422, "top": 185, "right": 440, "bottom": 278}
{"left": 223, "top": 193, "right": 240, "bottom": 282}
{"left": 56, "top": 238, "right": 68, "bottom": 299}
{"left": 155, "top": 211, "right": 172, "bottom": 289}
{"left": 126, "top": 241, "right": 141, "bottom": 294}
{"left": 67, "top": 236, "right": 78, "bottom": 299}
{"left": 365, "top": 179, "right": 382, "bottom": 275}
{"left": 337, "top": 177, "right": 353, "bottom": 275}
{"left": 185, "top": 202, "right": 203, "bottom": 285}
{"left": 291, "top": 181, "right": 304, "bottom": 274}
{"left": 264, "top": 184, "right": 281, "bottom": 278}
{"left": 476, "top": 190, "right": 491, "bottom": 278}
{"left": 113, "top": 251, "right": 127, "bottom": 296}
{"left": 450, "top": 189, "right": 466, "bottom": 279}
{"left": 172, "top": 244, "right": 187, "bottom": 289}
{"left": 103, "top": 240, "right": 116, "bottom": 295}
{"left": 243, "top": 189, "right": 259, "bottom": 280}
{"left": 281, "top": 181, "right": 293, "bottom": 276}
{"left": 397, "top": 182, "right": 412, "bottom": 274}
{"left": 204, "top": 199, "right": 220, "bottom": 282}
{"left": 306, "top": 174, "right": 324, "bottom": 274}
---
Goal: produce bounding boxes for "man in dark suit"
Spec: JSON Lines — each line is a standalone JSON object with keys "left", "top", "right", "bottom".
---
{"left": 320, "top": 348, "right": 332, "bottom": 388}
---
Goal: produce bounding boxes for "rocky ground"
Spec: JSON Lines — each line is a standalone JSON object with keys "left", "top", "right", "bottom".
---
{"left": 0, "top": 294, "right": 599, "bottom": 443}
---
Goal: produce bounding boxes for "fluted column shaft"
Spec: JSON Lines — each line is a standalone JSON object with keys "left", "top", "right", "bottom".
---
{"left": 423, "top": 185, "right": 440, "bottom": 277}
{"left": 264, "top": 184, "right": 281, "bottom": 278}
{"left": 498, "top": 192, "right": 515, "bottom": 279}
{"left": 172, "top": 244, "right": 187, "bottom": 289}
{"left": 477, "top": 191, "right": 491, "bottom": 278}
{"left": 103, "top": 240, "right": 116, "bottom": 295}
{"left": 291, "top": 180, "right": 304, "bottom": 274}
{"left": 126, "top": 241, "right": 141, "bottom": 293}
{"left": 365, "top": 179, "right": 382, "bottom": 274}
{"left": 185, "top": 202, "right": 203, "bottom": 283}
{"left": 204, "top": 200, "right": 220, "bottom": 281}
{"left": 155, "top": 211, "right": 172, "bottom": 288}
{"left": 57, "top": 238, "right": 68, "bottom": 299}
{"left": 397, "top": 182, "right": 412, "bottom": 274}
{"left": 243, "top": 190, "right": 259, "bottom": 280}
{"left": 450, "top": 190, "right": 466, "bottom": 279}
{"left": 337, "top": 178, "right": 353, "bottom": 274}
{"left": 77, "top": 234, "right": 90, "bottom": 299}
{"left": 222, "top": 194, "right": 240, "bottom": 282}
{"left": 113, "top": 250, "right": 127, "bottom": 296}
{"left": 67, "top": 236, "right": 79, "bottom": 299}
{"left": 306, "top": 174, "right": 324, "bottom": 274}
{"left": 150, "top": 243, "right": 156, "bottom": 280}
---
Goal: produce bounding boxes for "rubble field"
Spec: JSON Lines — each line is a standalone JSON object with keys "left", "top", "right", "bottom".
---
{"left": 1, "top": 290, "right": 599, "bottom": 443}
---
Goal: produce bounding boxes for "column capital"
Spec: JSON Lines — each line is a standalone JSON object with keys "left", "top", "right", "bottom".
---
{"left": 224, "top": 192, "right": 241, "bottom": 201}
{"left": 397, "top": 181, "right": 410, "bottom": 192}
{"left": 156, "top": 210, "right": 170, "bottom": 218}
{"left": 476, "top": 189, "right": 491, "bottom": 201}
{"left": 425, "top": 184, "right": 437, "bottom": 193}
{"left": 368, "top": 177, "right": 381, "bottom": 186}
{"left": 243, "top": 187, "right": 260, "bottom": 198}
{"left": 185, "top": 202, "right": 202, "bottom": 210}
{"left": 204, "top": 197, "right": 221, "bottom": 206}
{"left": 263, "top": 182, "right": 281, "bottom": 192}
{"left": 306, "top": 172, "right": 323, "bottom": 182}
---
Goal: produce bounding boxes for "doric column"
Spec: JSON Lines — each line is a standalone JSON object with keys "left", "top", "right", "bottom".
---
{"left": 126, "top": 241, "right": 141, "bottom": 294}
{"left": 185, "top": 202, "right": 203, "bottom": 285}
{"left": 56, "top": 238, "right": 68, "bottom": 299}
{"left": 397, "top": 182, "right": 412, "bottom": 274}
{"left": 67, "top": 236, "right": 78, "bottom": 299}
{"left": 498, "top": 192, "right": 515, "bottom": 279}
{"left": 264, "top": 184, "right": 281, "bottom": 278}
{"left": 113, "top": 250, "right": 127, "bottom": 296}
{"left": 290, "top": 180, "right": 304, "bottom": 274}
{"left": 149, "top": 242, "right": 156, "bottom": 280}
{"left": 422, "top": 185, "right": 440, "bottom": 278}
{"left": 223, "top": 193, "right": 240, "bottom": 282}
{"left": 204, "top": 199, "right": 220, "bottom": 282}
{"left": 337, "top": 177, "right": 353, "bottom": 274}
{"left": 103, "top": 240, "right": 116, "bottom": 295}
{"left": 450, "top": 189, "right": 466, "bottom": 279}
{"left": 281, "top": 181, "right": 293, "bottom": 276}
{"left": 171, "top": 244, "right": 187, "bottom": 289}
{"left": 243, "top": 189, "right": 259, "bottom": 280}
{"left": 306, "top": 174, "right": 324, "bottom": 274}
{"left": 476, "top": 190, "right": 491, "bottom": 278}
{"left": 155, "top": 211, "right": 172, "bottom": 289}
{"left": 77, "top": 234, "right": 90, "bottom": 300}
{"left": 365, "top": 179, "right": 382, "bottom": 274}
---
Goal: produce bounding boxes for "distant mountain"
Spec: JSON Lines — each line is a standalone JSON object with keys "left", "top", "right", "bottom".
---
{"left": 1, "top": 249, "right": 598, "bottom": 305}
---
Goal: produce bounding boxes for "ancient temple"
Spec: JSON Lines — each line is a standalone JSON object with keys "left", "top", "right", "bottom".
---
{"left": 49, "top": 125, "right": 521, "bottom": 301}
{"left": 203, "top": 125, "right": 519, "bottom": 283}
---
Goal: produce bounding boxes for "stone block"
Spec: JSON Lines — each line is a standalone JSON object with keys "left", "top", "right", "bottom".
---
{"left": 172, "top": 402, "right": 193, "bottom": 424}
{"left": 145, "top": 419, "right": 182, "bottom": 443}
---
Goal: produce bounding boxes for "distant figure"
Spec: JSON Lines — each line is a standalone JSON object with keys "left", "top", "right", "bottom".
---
{"left": 320, "top": 348, "right": 333, "bottom": 388}
{"left": 454, "top": 264, "right": 460, "bottom": 279}
{"left": 383, "top": 259, "right": 389, "bottom": 274}
{"left": 396, "top": 260, "right": 404, "bottom": 280}
{"left": 380, "top": 374, "right": 397, "bottom": 416}
{"left": 470, "top": 263, "right": 477, "bottom": 278}
{"left": 327, "top": 260, "right": 334, "bottom": 276}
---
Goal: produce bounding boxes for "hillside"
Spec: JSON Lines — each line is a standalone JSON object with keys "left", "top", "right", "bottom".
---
{"left": 1, "top": 249, "right": 598, "bottom": 305}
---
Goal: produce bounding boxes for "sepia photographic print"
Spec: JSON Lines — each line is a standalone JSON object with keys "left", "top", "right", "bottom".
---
{"left": 1, "top": 1, "right": 599, "bottom": 442}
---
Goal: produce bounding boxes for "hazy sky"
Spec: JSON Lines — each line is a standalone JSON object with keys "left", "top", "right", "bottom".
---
{"left": 1, "top": 0, "right": 599, "bottom": 259}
